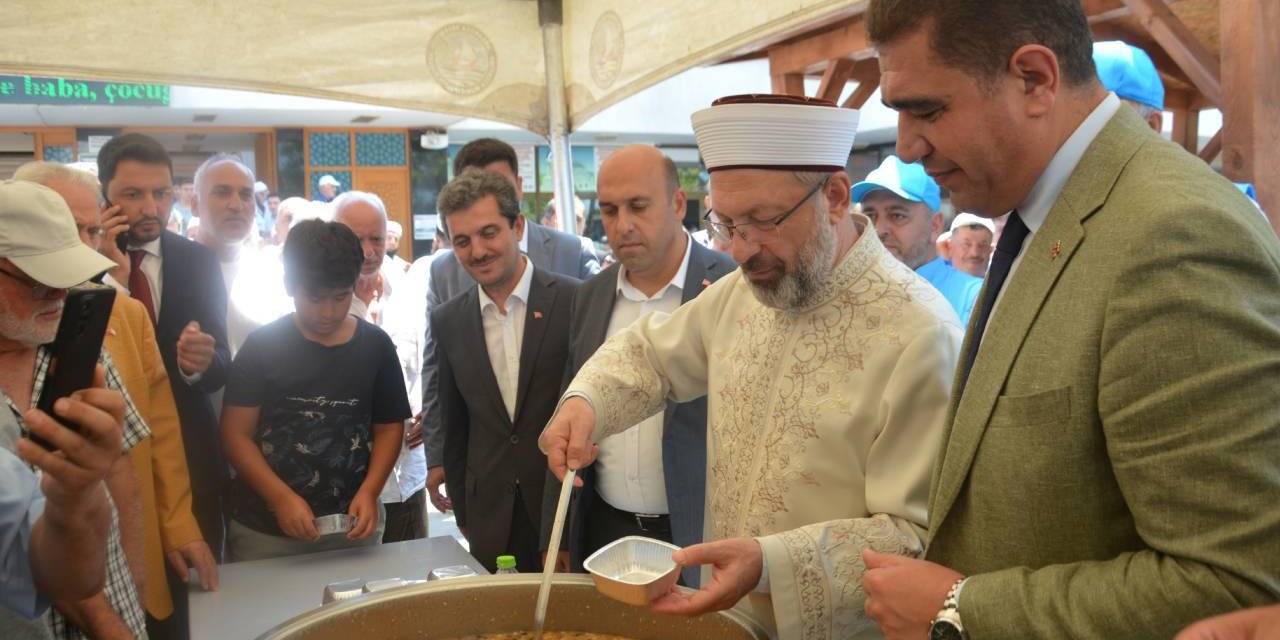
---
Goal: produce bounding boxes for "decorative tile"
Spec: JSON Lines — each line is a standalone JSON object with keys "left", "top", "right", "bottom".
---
{"left": 356, "top": 133, "right": 407, "bottom": 166}
{"left": 308, "top": 132, "right": 351, "bottom": 166}
{"left": 42, "top": 146, "right": 74, "bottom": 163}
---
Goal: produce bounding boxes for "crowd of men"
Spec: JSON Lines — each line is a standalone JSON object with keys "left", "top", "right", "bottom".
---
{"left": 2, "top": 1, "right": 1277, "bottom": 639}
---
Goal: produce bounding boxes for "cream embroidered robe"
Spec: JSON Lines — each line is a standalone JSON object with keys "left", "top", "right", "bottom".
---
{"left": 566, "top": 225, "right": 965, "bottom": 639}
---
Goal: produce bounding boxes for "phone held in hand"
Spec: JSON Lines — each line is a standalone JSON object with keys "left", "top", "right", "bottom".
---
{"left": 27, "top": 284, "right": 117, "bottom": 451}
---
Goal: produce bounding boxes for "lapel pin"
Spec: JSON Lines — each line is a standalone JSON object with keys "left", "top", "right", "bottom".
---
{"left": 533, "top": 311, "right": 543, "bottom": 319}
{"left": 1050, "top": 240, "right": 1062, "bottom": 260}
{"left": 702, "top": 278, "right": 712, "bottom": 288}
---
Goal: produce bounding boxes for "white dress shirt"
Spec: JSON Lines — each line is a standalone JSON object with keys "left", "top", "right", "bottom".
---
{"left": 379, "top": 254, "right": 437, "bottom": 503}
{"left": 479, "top": 256, "right": 533, "bottom": 422}
{"left": 593, "top": 234, "right": 692, "bottom": 515}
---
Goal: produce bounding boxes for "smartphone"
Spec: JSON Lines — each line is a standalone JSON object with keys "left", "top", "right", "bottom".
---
{"left": 27, "top": 285, "right": 117, "bottom": 450}
{"left": 103, "top": 197, "right": 130, "bottom": 254}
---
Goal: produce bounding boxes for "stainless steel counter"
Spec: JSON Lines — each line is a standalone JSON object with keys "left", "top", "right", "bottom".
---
{"left": 189, "top": 536, "right": 486, "bottom": 639}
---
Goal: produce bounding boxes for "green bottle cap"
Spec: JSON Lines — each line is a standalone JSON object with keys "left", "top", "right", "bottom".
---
{"left": 496, "top": 555, "right": 517, "bottom": 570}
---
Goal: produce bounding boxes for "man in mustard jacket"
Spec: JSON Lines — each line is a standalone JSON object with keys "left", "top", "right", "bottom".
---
{"left": 29, "top": 161, "right": 218, "bottom": 639}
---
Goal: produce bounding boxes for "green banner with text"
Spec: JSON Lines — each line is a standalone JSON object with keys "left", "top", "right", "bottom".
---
{"left": 0, "top": 75, "right": 169, "bottom": 106}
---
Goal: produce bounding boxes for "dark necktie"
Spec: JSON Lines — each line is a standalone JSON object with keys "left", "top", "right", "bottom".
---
{"left": 128, "top": 249, "right": 157, "bottom": 326}
{"left": 958, "top": 211, "right": 1031, "bottom": 394}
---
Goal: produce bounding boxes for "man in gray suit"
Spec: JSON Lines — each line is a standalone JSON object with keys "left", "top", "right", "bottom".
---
{"left": 539, "top": 145, "right": 733, "bottom": 586}
{"left": 432, "top": 169, "right": 577, "bottom": 574}
{"left": 423, "top": 139, "right": 599, "bottom": 512}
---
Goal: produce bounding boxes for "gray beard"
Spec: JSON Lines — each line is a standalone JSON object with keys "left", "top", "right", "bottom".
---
{"left": 747, "top": 213, "right": 839, "bottom": 311}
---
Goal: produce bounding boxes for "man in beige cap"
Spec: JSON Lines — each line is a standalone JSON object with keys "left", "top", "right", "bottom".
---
{"left": 0, "top": 180, "right": 149, "bottom": 639}
{"left": 539, "top": 95, "right": 964, "bottom": 639}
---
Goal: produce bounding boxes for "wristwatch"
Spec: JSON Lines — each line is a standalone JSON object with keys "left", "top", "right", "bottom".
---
{"left": 929, "top": 578, "right": 968, "bottom": 640}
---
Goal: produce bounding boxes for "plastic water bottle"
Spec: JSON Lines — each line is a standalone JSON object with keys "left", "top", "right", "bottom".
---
{"left": 495, "top": 555, "right": 518, "bottom": 574}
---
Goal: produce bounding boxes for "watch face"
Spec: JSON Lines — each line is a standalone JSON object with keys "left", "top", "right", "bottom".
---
{"left": 930, "top": 620, "right": 963, "bottom": 640}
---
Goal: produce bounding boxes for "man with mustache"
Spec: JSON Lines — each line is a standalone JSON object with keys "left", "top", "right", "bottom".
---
{"left": 946, "top": 213, "right": 994, "bottom": 278}
{"left": 420, "top": 138, "right": 600, "bottom": 517}
{"left": 539, "top": 95, "right": 964, "bottom": 639}
{"left": 858, "top": 1, "right": 1280, "bottom": 638}
{"left": 433, "top": 169, "right": 577, "bottom": 574}
{"left": 856, "top": 155, "right": 983, "bottom": 325}
{"left": 98, "top": 133, "right": 232, "bottom": 563}
{"left": 192, "top": 154, "right": 288, "bottom": 358}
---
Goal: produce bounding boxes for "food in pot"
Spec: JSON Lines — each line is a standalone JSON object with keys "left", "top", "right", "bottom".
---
{"left": 444, "top": 634, "right": 636, "bottom": 639}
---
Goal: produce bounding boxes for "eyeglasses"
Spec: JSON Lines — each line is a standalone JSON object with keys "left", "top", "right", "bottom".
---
{"left": 0, "top": 267, "right": 60, "bottom": 299}
{"left": 704, "top": 175, "right": 830, "bottom": 245}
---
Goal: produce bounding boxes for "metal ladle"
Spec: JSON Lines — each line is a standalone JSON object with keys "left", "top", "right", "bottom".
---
{"left": 533, "top": 468, "right": 576, "bottom": 640}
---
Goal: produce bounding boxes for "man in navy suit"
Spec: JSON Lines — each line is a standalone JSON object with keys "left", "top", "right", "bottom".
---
{"left": 421, "top": 138, "right": 599, "bottom": 513}
{"left": 539, "top": 145, "right": 733, "bottom": 586}
{"left": 98, "top": 134, "right": 232, "bottom": 562}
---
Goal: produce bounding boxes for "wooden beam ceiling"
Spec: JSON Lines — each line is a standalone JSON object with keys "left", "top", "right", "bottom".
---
{"left": 1121, "top": 0, "right": 1222, "bottom": 104}
{"left": 767, "top": 15, "right": 872, "bottom": 77}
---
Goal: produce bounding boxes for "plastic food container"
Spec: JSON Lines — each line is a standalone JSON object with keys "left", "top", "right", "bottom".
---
{"left": 314, "top": 514, "right": 354, "bottom": 536}
{"left": 583, "top": 536, "right": 682, "bottom": 606}
{"left": 427, "top": 564, "right": 479, "bottom": 581}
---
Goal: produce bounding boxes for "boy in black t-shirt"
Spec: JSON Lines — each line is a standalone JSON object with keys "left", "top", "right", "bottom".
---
{"left": 222, "top": 220, "right": 410, "bottom": 561}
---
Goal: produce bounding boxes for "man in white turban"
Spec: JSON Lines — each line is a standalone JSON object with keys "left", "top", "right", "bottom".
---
{"left": 540, "top": 95, "right": 964, "bottom": 639}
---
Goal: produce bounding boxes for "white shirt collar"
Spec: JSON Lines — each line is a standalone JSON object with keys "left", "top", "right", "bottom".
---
{"left": 616, "top": 232, "right": 692, "bottom": 302}
{"left": 1015, "top": 92, "right": 1121, "bottom": 233}
{"left": 478, "top": 255, "right": 533, "bottom": 314}
{"left": 128, "top": 236, "right": 163, "bottom": 258}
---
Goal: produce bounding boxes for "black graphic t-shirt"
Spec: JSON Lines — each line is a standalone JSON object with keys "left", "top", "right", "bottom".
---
{"left": 225, "top": 315, "right": 411, "bottom": 536}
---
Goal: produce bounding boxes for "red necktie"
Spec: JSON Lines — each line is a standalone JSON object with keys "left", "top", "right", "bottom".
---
{"left": 128, "top": 249, "right": 157, "bottom": 325}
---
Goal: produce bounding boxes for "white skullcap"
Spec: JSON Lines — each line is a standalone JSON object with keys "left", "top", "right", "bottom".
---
{"left": 950, "top": 212, "right": 996, "bottom": 234}
{"left": 386, "top": 220, "right": 403, "bottom": 237}
{"left": 692, "top": 94, "right": 860, "bottom": 172}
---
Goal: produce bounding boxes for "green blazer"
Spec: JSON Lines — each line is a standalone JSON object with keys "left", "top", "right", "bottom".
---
{"left": 926, "top": 106, "right": 1280, "bottom": 638}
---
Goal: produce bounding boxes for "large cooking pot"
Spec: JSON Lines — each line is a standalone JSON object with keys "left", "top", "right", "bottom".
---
{"left": 256, "top": 574, "right": 772, "bottom": 639}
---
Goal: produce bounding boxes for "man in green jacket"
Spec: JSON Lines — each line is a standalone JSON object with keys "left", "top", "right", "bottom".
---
{"left": 860, "top": 1, "right": 1280, "bottom": 638}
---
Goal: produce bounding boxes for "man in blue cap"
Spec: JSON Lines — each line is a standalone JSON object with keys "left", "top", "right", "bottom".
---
{"left": 1093, "top": 41, "right": 1165, "bottom": 132}
{"left": 853, "top": 155, "right": 983, "bottom": 325}
{"left": 1096, "top": 42, "right": 1267, "bottom": 218}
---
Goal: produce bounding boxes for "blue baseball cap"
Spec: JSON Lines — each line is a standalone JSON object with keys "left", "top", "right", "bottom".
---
{"left": 1093, "top": 41, "right": 1164, "bottom": 110}
{"left": 850, "top": 156, "right": 942, "bottom": 213}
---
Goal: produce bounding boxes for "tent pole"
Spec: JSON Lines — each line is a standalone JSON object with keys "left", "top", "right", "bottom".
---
{"left": 540, "top": 0, "right": 577, "bottom": 236}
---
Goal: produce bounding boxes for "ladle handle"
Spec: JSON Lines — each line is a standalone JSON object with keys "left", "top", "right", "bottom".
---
{"left": 533, "top": 468, "right": 576, "bottom": 637}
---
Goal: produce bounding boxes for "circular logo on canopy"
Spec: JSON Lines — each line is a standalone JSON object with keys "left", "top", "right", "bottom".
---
{"left": 590, "top": 11, "right": 624, "bottom": 90}
{"left": 426, "top": 23, "right": 497, "bottom": 96}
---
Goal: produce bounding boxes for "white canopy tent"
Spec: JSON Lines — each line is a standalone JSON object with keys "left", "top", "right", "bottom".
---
{"left": 1, "top": 0, "right": 865, "bottom": 231}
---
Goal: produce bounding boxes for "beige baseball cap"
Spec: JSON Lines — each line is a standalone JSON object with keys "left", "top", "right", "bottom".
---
{"left": 0, "top": 180, "right": 116, "bottom": 288}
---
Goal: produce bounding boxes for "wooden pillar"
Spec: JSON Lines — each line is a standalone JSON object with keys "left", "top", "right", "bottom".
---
{"left": 771, "top": 72, "right": 805, "bottom": 97}
{"left": 1220, "top": 0, "right": 1280, "bottom": 231}
{"left": 1170, "top": 107, "right": 1199, "bottom": 153}
{"left": 842, "top": 59, "right": 881, "bottom": 110}
{"left": 816, "top": 58, "right": 855, "bottom": 103}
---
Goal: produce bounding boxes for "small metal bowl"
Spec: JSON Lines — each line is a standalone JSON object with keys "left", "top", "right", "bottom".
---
{"left": 583, "top": 536, "right": 681, "bottom": 606}
{"left": 314, "top": 514, "right": 354, "bottom": 536}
